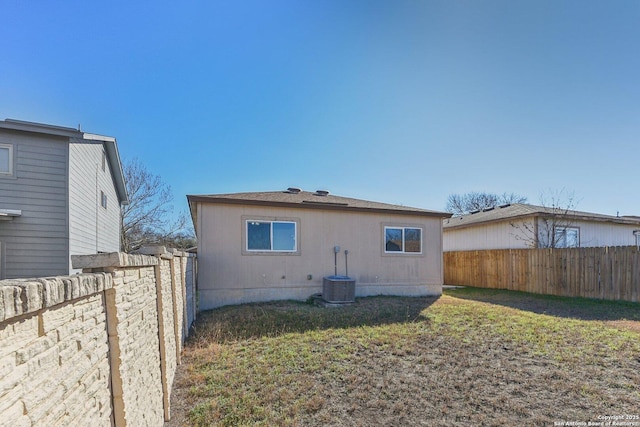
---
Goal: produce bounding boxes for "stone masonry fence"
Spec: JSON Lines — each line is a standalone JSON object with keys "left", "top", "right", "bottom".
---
{"left": 0, "top": 247, "right": 197, "bottom": 426}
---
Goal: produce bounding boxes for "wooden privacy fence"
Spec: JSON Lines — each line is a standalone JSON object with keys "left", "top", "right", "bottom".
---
{"left": 444, "top": 246, "right": 640, "bottom": 302}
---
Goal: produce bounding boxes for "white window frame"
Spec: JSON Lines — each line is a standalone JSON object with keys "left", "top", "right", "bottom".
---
{"left": 0, "top": 143, "right": 14, "bottom": 176}
{"left": 246, "top": 220, "right": 297, "bottom": 252}
{"left": 554, "top": 226, "right": 579, "bottom": 248}
{"left": 384, "top": 226, "right": 423, "bottom": 254}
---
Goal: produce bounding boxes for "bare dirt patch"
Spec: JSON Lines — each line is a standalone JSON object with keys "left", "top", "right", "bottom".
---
{"left": 166, "top": 290, "right": 640, "bottom": 426}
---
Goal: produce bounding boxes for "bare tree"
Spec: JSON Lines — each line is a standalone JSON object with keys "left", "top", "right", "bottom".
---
{"left": 510, "top": 189, "right": 580, "bottom": 248}
{"left": 120, "top": 158, "right": 193, "bottom": 252}
{"left": 499, "top": 192, "right": 529, "bottom": 206}
{"left": 446, "top": 191, "right": 528, "bottom": 216}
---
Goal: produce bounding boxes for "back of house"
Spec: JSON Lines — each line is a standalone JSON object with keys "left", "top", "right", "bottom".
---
{"left": 188, "top": 189, "right": 451, "bottom": 309}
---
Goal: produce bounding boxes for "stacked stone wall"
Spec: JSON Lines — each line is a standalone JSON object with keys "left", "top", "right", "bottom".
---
{"left": 184, "top": 256, "right": 197, "bottom": 337}
{"left": 0, "top": 248, "right": 196, "bottom": 426}
{"left": 157, "top": 256, "right": 177, "bottom": 419}
{"left": 171, "top": 256, "right": 184, "bottom": 357}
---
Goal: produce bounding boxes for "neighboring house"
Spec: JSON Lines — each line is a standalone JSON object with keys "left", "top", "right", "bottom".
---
{"left": 187, "top": 188, "right": 451, "bottom": 309}
{"left": 443, "top": 203, "right": 640, "bottom": 251}
{"left": 0, "top": 119, "right": 128, "bottom": 279}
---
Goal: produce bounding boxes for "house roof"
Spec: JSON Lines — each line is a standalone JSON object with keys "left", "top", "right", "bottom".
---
{"left": 0, "top": 119, "right": 129, "bottom": 205}
{"left": 443, "top": 203, "right": 640, "bottom": 230}
{"left": 187, "top": 189, "right": 451, "bottom": 219}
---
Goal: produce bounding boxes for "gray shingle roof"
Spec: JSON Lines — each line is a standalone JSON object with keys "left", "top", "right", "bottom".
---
{"left": 443, "top": 203, "right": 640, "bottom": 229}
{"left": 187, "top": 190, "right": 451, "bottom": 218}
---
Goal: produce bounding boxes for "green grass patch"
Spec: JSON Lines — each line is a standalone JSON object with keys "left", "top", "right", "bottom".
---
{"left": 173, "top": 290, "right": 640, "bottom": 426}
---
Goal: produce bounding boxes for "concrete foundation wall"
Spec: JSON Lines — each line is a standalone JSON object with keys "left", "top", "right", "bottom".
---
{"left": 0, "top": 248, "right": 197, "bottom": 426}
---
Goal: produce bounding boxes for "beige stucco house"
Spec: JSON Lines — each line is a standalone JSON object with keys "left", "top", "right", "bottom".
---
{"left": 444, "top": 203, "right": 640, "bottom": 251}
{"left": 188, "top": 188, "right": 451, "bottom": 309}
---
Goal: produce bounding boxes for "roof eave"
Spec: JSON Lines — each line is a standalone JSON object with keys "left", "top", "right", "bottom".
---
{"left": 444, "top": 211, "right": 640, "bottom": 230}
{"left": 444, "top": 213, "right": 536, "bottom": 230}
{"left": 187, "top": 195, "right": 452, "bottom": 218}
{"left": 558, "top": 213, "right": 640, "bottom": 226}
{"left": 187, "top": 196, "right": 198, "bottom": 237}
{"left": 104, "top": 140, "right": 129, "bottom": 205}
{"left": 0, "top": 118, "right": 80, "bottom": 138}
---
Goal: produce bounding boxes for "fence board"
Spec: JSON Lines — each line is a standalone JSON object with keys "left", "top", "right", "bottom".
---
{"left": 444, "top": 246, "right": 640, "bottom": 302}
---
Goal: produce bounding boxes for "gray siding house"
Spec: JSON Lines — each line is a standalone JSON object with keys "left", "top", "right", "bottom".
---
{"left": 0, "top": 119, "right": 128, "bottom": 278}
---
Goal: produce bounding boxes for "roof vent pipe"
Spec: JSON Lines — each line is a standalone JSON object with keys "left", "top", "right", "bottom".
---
{"left": 315, "top": 190, "right": 329, "bottom": 196}
{"left": 287, "top": 187, "right": 301, "bottom": 194}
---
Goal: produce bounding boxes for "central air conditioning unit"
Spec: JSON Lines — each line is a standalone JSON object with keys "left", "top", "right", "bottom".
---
{"left": 322, "top": 275, "right": 355, "bottom": 304}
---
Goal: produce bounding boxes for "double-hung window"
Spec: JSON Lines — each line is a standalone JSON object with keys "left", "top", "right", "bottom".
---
{"left": 0, "top": 144, "right": 13, "bottom": 176}
{"left": 554, "top": 226, "right": 579, "bottom": 248}
{"left": 384, "top": 226, "right": 422, "bottom": 254}
{"left": 246, "top": 220, "right": 297, "bottom": 252}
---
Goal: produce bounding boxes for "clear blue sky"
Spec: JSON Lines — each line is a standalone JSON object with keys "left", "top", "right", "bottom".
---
{"left": 2, "top": 0, "right": 639, "bottom": 217}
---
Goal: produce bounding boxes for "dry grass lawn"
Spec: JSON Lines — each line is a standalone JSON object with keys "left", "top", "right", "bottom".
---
{"left": 167, "top": 288, "right": 640, "bottom": 426}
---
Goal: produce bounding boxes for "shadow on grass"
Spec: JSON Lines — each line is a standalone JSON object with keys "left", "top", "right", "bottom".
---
{"left": 444, "top": 286, "right": 640, "bottom": 322}
{"left": 188, "top": 295, "right": 439, "bottom": 344}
